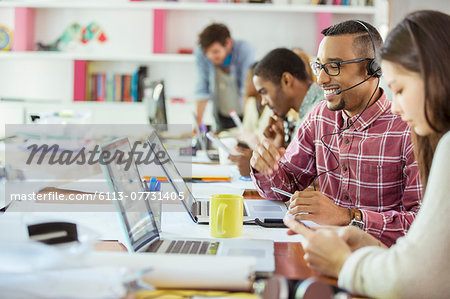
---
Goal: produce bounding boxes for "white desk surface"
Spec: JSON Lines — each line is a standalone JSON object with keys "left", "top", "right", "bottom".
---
{"left": 4, "top": 201, "right": 305, "bottom": 247}
{"left": 160, "top": 211, "right": 305, "bottom": 243}
{"left": 4, "top": 158, "right": 285, "bottom": 248}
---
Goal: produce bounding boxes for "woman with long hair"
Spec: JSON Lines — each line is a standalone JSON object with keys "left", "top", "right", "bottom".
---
{"left": 284, "top": 10, "right": 450, "bottom": 298}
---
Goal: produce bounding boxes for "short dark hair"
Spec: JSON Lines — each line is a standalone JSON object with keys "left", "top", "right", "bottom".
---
{"left": 321, "top": 20, "right": 383, "bottom": 59}
{"left": 254, "top": 48, "right": 309, "bottom": 85}
{"left": 198, "top": 23, "right": 231, "bottom": 51}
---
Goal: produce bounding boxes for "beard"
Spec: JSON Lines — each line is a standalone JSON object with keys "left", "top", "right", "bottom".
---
{"left": 327, "top": 98, "right": 346, "bottom": 111}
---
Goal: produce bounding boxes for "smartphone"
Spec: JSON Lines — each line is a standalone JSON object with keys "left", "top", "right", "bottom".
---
{"left": 284, "top": 212, "right": 311, "bottom": 229}
{"left": 206, "top": 132, "right": 242, "bottom": 156}
{"left": 237, "top": 141, "right": 250, "bottom": 149}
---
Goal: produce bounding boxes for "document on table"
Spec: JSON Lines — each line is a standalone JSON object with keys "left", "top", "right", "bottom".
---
{"left": 190, "top": 163, "right": 235, "bottom": 179}
{"left": 138, "top": 161, "right": 236, "bottom": 180}
{"left": 161, "top": 212, "right": 307, "bottom": 243}
{"left": 0, "top": 266, "right": 127, "bottom": 299}
{"left": 190, "top": 183, "right": 244, "bottom": 199}
{"left": 83, "top": 252, "right": 256, "bottom": 291}
{"left": 55, "top": 173, "right": 109, "bottom": 194}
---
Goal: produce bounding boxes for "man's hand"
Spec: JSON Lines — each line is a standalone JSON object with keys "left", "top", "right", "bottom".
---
{"left": 237, "top": 129, "right": 259, "bottom": 150}
{"left": 193, "top": 99, "right": 208, "bottom": 134}
{"left": 228, "top": 146, "right": 253, "bottom": 176}
{"left": 263, "top": 115, "right": 285, "bottom": 148}
{"left": 288, "top": 190, "right": 350, "bottom": 225}
{"left": 250, "top": 138, "right": 285, "bottom": 175}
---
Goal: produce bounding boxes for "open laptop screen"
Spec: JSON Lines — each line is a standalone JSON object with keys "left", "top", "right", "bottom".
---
{"left": 146, "top": 131, "right": 197, "bottom": 215}
{"left": 101, "top": 137, "right": 160, "bottom": 251}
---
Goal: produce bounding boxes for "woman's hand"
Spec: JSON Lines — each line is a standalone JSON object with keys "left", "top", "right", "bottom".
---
{"left": 303, "top": 228, "right": 352, "bottom": 278}
{"left": 336, "top": 225, "right": 387, "bottom": 251}
{"left": 291, "top": 224, "right": 385, "bottom": 252}
{"left": 283, "top": 213, "right": 351, "bottom": 278}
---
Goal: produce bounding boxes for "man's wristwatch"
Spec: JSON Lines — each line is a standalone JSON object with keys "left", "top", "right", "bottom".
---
{"left": 348, "top": 208, "right": 364, "bottom": 230}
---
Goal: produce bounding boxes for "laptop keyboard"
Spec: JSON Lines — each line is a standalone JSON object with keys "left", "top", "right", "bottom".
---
{"left": 147, "top": 240, "right": 219, "bottom": 255}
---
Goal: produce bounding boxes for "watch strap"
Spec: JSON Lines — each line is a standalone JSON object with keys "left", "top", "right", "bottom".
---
{"left": 348, "top": 208, "right": 364, "bottom": 229}
{"left": 350, "top": 208, "right": 362, "bottom": 221}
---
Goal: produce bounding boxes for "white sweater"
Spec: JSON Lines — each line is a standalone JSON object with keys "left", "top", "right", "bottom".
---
{"left": 338, "top": 131, "right": 450, "bottom": 298}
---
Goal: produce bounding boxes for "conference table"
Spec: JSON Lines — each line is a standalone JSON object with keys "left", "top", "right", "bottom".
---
{"left": 95, "top": 188, "right": 338, "bottom": 289}
{"left": 95, "top": 240, "right": 328, "bottom": 282}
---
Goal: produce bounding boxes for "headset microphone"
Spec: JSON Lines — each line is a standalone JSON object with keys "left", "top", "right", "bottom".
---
{"left": 334, "top": 73, "right": 375, "bottom": 95}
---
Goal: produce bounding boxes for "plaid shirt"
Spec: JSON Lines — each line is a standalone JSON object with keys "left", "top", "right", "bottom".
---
{"left": 252, "top": 91, "right": 423, "bottom": 247}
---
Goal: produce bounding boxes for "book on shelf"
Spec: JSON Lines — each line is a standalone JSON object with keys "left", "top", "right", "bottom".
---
{"left": 97, "top": 73, "right": 106, "bottom": 101}
{"left": 309, "top": 0, "right": 373, "bottom": 5}
{"left": 82, "top": 65, "right": 148, "bottom": 102}
{"left": 123, "top": 74, "right": 132, "bottom": 102}
{"left": 106, "top": 74, "right": 114, "bottom": 102}
{"left": 114, "top": 74, "right": 122, "bottom": 102}
{"left": 137, "top": 66, "right": 148, "bottom": 102}
{"left": 131, "top": 70, "right": 139, "bottom": 102}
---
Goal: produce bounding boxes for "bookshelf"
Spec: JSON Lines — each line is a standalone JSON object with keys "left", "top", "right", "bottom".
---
{"left": 0, "top": 0, "right": 387, "bottom": 126}
{"left": 0, "top": 52, "right": 195, "bottom": 62}
{"left": 0, "top": 1, "right": 377, "bottom": 14}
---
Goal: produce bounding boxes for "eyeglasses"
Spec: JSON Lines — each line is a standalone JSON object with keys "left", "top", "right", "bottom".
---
{"left": 310, "top": 58, "right": 371, "bottom": 76}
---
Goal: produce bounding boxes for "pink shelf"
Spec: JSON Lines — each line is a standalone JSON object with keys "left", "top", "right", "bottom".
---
{"left": 153, "top": 9, "right": 166, "bottom": 54}
{"left": 73, "top": 60, "right": 87, "bottom": 101}
{"left": 316, "top": 12, "right": 332, "bottom": 52}
{"left": 14, "top": 7, "right": 35, "bottom": 51}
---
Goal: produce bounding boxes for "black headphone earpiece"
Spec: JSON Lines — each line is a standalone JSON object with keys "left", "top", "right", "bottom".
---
{"left": 354, "top": 19, "right": 382, "bottom": 78}
{"left": 366, "top": 58, "right": 382, "bottom": 78}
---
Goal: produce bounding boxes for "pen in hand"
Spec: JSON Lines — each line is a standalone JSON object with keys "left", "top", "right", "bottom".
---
{"left": 271, "top": 187, "right": 293, "bottom": 199}
{"left": 272, "top": 187, "right": 311, "bottom": 221}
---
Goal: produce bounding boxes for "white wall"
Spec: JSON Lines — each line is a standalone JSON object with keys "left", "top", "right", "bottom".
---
{"left": 0, "top": 3, "right": 381, "bottom": 130}
{"left": 166, "top": 10, "right": 318, "bottom": 58}
{"left": 0, "top": 58, "right": 73, "bottom": 102}
{"left": 389, "top": 0, "right": 450, "bottom": 27}
{"left": 34, "top": 8, "right": 153, "bottom": 55}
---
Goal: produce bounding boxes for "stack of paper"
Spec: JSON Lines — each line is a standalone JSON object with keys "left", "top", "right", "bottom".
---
{"left": 83, "top": 252, "right": 256, "bottom": 291}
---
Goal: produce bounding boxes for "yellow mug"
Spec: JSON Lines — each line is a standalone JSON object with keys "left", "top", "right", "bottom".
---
{"left": 210, "top": 194, "right": 243, "bottom": 238}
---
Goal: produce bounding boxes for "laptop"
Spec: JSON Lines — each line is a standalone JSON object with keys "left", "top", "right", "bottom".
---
{"left": 100, "top": 137, "right": 275, "bottom": 275}
{"left": 146, "top": 130, "right": 288, "bottom": 224}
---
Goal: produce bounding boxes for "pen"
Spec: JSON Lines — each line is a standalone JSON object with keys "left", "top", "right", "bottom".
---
{"left": 229, "top": 110, "right": 243, "bottom": 130}
{"left": 271, "top": 187, "right": 294, "bottom": 198}
{"left": 142, "top": 176, "right": 231, "bottom": 182}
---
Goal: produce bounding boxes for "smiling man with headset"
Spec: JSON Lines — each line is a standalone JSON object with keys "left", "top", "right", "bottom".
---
{"left": 250, "top": 20, "right": 423, "bottom": 247}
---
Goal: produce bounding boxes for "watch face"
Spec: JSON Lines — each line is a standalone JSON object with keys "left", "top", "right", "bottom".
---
{"left": 351, "top": 220, "right": 364, "bottom": 230}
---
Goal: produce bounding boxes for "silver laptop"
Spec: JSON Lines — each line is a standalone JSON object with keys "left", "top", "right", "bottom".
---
{"left": 100, "top": 137, "right": 275, "bottom": 275}
{"left": 146, "top": 130, "right": 288, "bottom": 224}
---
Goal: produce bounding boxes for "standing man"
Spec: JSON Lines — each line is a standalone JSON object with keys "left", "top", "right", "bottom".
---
{"left": 194, "top": 23, "right": 255, "bottom": 131}
{"left": 250, "top": 20, "right": 423, "bottom": 247}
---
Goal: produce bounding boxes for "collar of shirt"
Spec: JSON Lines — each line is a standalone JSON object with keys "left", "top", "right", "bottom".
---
{"left": 297, "top": 82, "right": 324, "bottom": 123}
{"left": 341, "top": 88, "right": 389, "bottom": 132}
{"left": 221, "top": 54, "right": 232, "bottom": 67}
